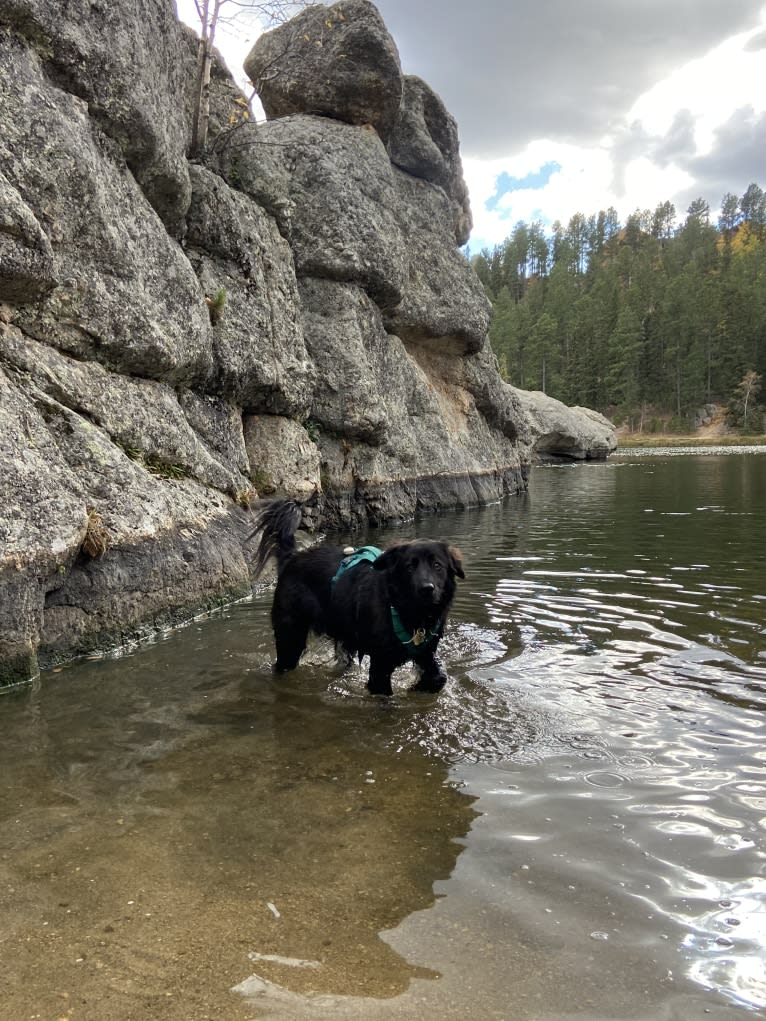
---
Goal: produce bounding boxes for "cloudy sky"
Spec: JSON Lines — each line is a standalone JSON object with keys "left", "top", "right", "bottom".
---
{"left": 177, "top": 0, "right": 766, "bottom": 252}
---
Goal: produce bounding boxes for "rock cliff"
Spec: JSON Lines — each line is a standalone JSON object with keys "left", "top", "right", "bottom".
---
{"left": 0, "top": 0, "right": 611, "bottom": 684}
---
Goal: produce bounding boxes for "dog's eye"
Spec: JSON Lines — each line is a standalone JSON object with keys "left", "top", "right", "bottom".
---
{"left": 432, "top": 561, "right": 443, "bottom": 572}
{"left": 408, "top": 558, "right": 418, "bottom": 571}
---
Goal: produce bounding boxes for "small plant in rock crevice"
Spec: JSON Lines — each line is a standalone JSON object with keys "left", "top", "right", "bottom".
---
{"left": 206, "top": 287, "right": 227, "bottom": 325}
{"left": 117, "top": 440, "right": 190, "bottom": 481}
{"left": 143, "top": 456, "right": 190, "bottom": 480}
{"left": 234, "top": 486, "right": 258, "bottom": 508}
{"left": 82, "top": 508, "right": 110, "bottom": 557}
{"left": 303, "top": 418, "right": 321, "bottom": 443}
{"left": 250, "top": 467, "right": 276, "bottom": 495}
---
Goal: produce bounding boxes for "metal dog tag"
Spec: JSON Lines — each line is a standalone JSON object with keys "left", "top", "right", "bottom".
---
{"left": 412, "top": 628, "right": 426, "bottom": 646}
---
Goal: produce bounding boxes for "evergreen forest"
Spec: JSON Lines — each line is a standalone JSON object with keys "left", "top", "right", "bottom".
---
{"left": 473, "top": 183, "right": 766, "bottom": 432}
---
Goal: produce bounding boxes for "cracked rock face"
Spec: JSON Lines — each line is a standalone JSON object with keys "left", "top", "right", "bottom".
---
{"left": 244, "top": 0, "right": 403, "bottom": 142}
{"left": 0, "top": 29, "right": 212, "bottom": 386}
{"left": 222, "top": 114, "right": 408, "bottom": 309}
{"left": 0, "top": 0, "right": 194, "bottom": 234}
{"left": 185, "top": 165, "right": 313, "bottom": 415}
{"left": 387, "top": 75, "right": 473, "bottom": 246}
{"left": 0, "top": 0, "right": 611, "bottom": 683}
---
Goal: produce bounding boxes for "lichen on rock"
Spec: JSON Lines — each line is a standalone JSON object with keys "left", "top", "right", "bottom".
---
{"left": 244, "top": 0, "right": 403, "bottom": 142}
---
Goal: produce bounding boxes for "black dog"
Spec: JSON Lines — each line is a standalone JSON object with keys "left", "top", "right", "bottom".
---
{"left": 250, "top": 500, "right": 464, "bottom": 696}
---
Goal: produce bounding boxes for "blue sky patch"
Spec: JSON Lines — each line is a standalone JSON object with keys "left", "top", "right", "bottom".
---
{"left": 485, "top": 162, "right": 562, "bottom": 215}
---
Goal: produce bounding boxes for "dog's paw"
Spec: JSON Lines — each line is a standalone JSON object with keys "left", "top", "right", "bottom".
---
{"left": 367, "top": 673, "right": 394, "bottom": 698}
{"left": 411, "top": 672, "right": 447, "bottom": 694}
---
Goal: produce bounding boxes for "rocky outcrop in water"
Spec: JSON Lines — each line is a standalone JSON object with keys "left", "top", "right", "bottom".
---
{"left": 514, "top": 389, "right": 617, "bottom": 460}
{"left": 0, "top": 0, "right": 611, "bottom": 684}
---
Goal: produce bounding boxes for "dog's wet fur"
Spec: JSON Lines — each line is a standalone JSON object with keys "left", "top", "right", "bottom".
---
{"left": 250, "top": 500, "right": 464, "bottom": 696}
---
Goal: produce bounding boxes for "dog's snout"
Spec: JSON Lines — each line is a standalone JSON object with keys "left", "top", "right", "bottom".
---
{"left": 419, "top": 581, "right": 436, "bottom": 595}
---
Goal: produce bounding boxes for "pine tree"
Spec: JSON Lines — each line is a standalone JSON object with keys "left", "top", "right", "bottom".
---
{"left": 478, "top": 182, "right": 765, "bottom": 427}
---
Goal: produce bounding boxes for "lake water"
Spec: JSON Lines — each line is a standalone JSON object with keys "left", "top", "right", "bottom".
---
{"left": 2, "top": 450, "right": 765, "bottom": 1020}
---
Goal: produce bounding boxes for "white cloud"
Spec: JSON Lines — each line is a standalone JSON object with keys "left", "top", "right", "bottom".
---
{"left": 464, "top": 143, "right": 614, "bottom": 248}
{"left": 175, "top": 0, "right": 261, "bottom": 89}
{"left": 464, "top": 142, "right": 697, "bottom": 251}
{"left": 628, "top": 24, "right": 766, "bottom": 155}
{"left": 465, "top": 18, "right": 766, "bottom": 249}
{"left": 174, "top": 0, "right": 766, "bottom": 252}
{"left": 622, "top": 158, "right": 695, "bottom": 213}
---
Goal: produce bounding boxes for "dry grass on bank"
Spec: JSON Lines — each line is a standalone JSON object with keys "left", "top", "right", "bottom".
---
{"left": 617, "top": 433, "right": 766, "bottom": 448}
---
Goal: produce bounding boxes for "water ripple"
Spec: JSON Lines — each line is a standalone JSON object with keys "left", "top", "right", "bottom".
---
{"left": 3, "top": 453, "right": 766, "bottom": 1018}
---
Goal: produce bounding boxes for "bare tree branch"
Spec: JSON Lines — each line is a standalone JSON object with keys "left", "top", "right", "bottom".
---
{"left": 189, "top": 0, "right": 315, "bottom": 153}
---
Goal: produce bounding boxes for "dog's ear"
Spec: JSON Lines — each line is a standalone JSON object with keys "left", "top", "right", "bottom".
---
{"left": 445, "top": 544, "right": 465, "bottom": 579}
{"left": 373, "top": 544, "right": 406, "bottom": 571}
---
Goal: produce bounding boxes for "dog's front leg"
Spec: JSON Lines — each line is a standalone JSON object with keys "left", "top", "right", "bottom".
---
{"left": 411, "top": 650, "right": 448, "bottom": 693}
{"left": 367, "top": 659, "right": 394, "bottom": 697}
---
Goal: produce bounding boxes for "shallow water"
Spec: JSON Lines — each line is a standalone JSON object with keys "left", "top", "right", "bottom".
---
{"left": 2, "top": 451, "right": 766, "bottom": 1020}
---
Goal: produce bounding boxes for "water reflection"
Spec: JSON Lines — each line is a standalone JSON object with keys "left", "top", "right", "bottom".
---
{"left": 462, "top": 456, "right": 766, "bottom": 1013}
{"left": 0, "top": 630, "right": 477, "bottom": 1019}
{"left": 2, "top": 451, "right": 766, "bottom": 1018}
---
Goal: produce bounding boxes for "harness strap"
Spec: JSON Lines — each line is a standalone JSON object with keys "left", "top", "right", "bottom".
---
{"left": 331, "top": 545, "right": 383, "bottom": 586}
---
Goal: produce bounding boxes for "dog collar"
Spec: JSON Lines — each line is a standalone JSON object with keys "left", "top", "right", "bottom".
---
{"left": 390, "top": 607, "right": 441, "bottom": 653}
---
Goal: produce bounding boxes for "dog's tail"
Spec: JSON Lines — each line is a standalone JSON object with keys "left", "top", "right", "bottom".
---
{"left": 248, "top": 499, "right": 302, "bottom": 578}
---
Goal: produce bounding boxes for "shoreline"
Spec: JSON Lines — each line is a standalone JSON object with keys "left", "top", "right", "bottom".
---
{"left": 617, "top": 433, "right": 766, "bottom": 449}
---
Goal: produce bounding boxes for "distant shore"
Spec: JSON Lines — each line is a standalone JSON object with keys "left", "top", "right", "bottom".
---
{"left": 617, "top": 433, "right": 766, "bottom": 448}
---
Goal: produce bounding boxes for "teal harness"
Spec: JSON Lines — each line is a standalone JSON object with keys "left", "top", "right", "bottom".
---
{"left": 332, "top": 545, "right": 384, "bottom": 581}
{"left": 332, "top": 546, "right": 441, "bottom": 657}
